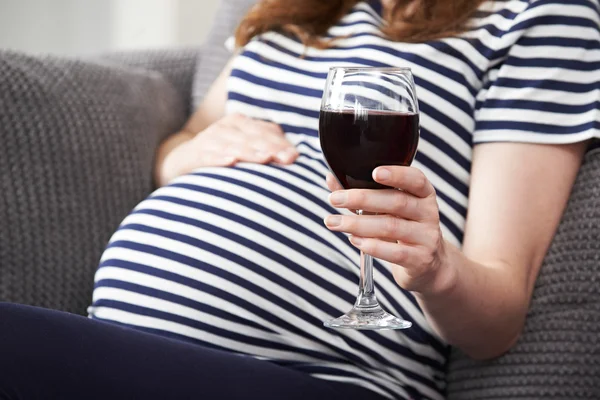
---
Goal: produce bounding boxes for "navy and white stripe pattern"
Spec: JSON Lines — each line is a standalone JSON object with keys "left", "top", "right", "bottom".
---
{"left": 89, "top": 1, "right": 599, "bottom": 398}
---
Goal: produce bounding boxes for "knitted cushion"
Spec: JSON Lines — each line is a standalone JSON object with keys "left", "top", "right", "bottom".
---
{"left": 446, "top": 149, "right": 600, "bottom": 399}
{"left": 100, "top": 47, "right": 199, "bottom": 115}
{"left": 0, "top": 50, "right": 187, "bottom": 315}
{"left": 192, "top": 0, "right": 257, "bottom": 109}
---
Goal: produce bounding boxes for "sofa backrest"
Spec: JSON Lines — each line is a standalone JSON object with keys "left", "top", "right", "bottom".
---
{"left": 192, "top": 0, "right": 257, "bottom": 109}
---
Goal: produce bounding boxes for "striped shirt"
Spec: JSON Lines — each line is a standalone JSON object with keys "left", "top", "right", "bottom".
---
{"left": 89, "top": 1, "right": 600, "bottom": 399}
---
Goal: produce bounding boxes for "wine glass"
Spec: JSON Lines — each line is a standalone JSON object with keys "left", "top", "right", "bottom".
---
{"left": 319, "top": 67, "right": 420, "bottom": 330}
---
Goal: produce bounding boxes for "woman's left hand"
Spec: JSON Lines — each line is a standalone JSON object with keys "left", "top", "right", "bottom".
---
{"left": 324, "top": 166, "right": 453, "bottom": 295}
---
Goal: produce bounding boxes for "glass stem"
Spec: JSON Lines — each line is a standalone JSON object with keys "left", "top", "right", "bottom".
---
{"left": 355, "top": 210, "right": 380, "bottom": 310}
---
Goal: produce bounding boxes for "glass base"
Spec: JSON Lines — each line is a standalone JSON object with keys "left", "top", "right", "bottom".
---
{"left": 324, "top": 306, "right": 412, "bottom": 330}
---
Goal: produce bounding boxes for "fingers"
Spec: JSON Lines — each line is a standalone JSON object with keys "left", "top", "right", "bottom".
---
{"left": 221, "top": 144, "right": 296, "bottom": 164}
{"left": 163, "top": 151, "right": 237, "bottom": 184}
{"left": 227, "top": 145, "right": 273, "bottom": 163}
{"left": 161, "top": 114, "right": 299, "bottom": 184}
{"left": 230, "top": 114, "right": 285, "bottom": 137}
{"left": 205, "top": 117, "right": 298, "bottom": 165}
{"left": 325, "top": 214, "right": 435, "bottom": 246}
{"left": 202, "top": 138, "right": 270, "bottom": 164}
{"left": 272, "top": 148, "right": 299, "bottom": 164}
{"left": 373, "top": 167, "right": 435, "bottom": 198}
{"left": 197, "top": 153, "right": 238, "bottom": 167}
{"left": 224, "top": 114, "right": 298, "bottom": 164}
{"left": 255, "top": 132, "right": 298, "bottom": 164}
{"left": 349, "top": 236, "right": 429, "bottom": 269}
{"left": 328, "top": 189, "right": 430, "bottom": 221}
{"left": 348, "top": 236, "right": 438, "bottom": 289}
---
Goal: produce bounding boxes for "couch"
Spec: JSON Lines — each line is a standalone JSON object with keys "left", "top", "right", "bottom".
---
{"left": 1, "top": 0, "right": 599, "bottom": 398}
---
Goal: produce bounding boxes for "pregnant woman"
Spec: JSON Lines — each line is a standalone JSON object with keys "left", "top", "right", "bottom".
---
{"left": 1, "top": 0, "right": 598, "bottom": 399}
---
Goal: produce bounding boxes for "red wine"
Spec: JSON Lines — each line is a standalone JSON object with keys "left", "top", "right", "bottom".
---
{"left": 319, "top": 110, "right": 419, "bottom": 189}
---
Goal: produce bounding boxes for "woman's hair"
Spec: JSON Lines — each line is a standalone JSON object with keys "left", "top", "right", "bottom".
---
{"left": 235, "top": 0, "right": 486, "bottom": 49}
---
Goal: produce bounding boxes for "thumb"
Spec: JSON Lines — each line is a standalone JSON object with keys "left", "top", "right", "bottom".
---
{"left": 326, "top": 173, "right": 344, "bottom": 192}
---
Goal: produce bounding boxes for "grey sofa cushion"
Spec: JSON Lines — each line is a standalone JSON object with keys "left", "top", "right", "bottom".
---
{"left": 101, "top": 47, "right": 199, "bottom": 115}
{"left": 446, "top": 149, "right": 600, "bottom": 399}
{"left": 192, "top": 0, "right": 257, "bottom": 109}
{"left": 0, "top": 50, "right": 187, "bottom": 314}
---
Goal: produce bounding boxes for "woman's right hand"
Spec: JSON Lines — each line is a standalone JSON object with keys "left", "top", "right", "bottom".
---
{"left": 157, "top": 113, "right": 299, "bottom": 186}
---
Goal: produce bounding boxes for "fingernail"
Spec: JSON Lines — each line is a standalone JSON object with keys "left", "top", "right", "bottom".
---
{"left": 256, "top": 151, "right": 270, "bottom": 159}
{"left": 329, "top": 191, "right": 347, "bottom": 206}
{"left": 350, "top": 236, "right": 363, "bottom": 246}
{"left": 286, "top": 148, "right": 299, "bottom": 157}
{"left": 375, "top": 168, "right": 391, "bottom": 181}
{"left": 223, "top": 156, "right": 236, "bottom": 164}
{"left": 276, "top": 151, "right": 293, "bottom": 163}
{"left": 325, "top": 215, "right": 342, "bottom": 228}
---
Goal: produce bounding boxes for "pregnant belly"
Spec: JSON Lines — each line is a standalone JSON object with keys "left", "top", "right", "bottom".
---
{"left": 89, "top": 162, "right": 361, "bottom": 353}
{"left": 87, "top": 161, "right": 445, "bottom": 400}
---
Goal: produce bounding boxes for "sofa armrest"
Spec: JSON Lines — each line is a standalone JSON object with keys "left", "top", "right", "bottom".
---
{"left": 98, "top": 47, "right": 201, "bottom": 116}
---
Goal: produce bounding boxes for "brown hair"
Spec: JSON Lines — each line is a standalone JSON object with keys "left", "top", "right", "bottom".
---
{"left": 235, "top": 0, "right": 486, "bottom": 49}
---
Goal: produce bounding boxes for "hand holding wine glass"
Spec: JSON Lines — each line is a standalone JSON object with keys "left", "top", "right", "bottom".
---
{"left": 319, "top": 67, "right": 425, "bottom": 330}
{"left": 324, "top": 167, "right": 452, "bottom": 296}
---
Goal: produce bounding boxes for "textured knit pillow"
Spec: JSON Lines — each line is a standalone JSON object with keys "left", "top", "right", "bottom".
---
{"left": 101, "top": 47, "right": 198, "bottom": 116}
{"left": 0, "top": 50, "right": 187, "bottom": 314}
{"left": 446, "top": 149, "right": 600, "bottom": 399}
{"left": 192, "top": 0, "right": 257, "bottom": 109}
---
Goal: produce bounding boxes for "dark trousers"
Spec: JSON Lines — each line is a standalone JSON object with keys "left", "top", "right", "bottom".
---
{"left": 0, "top": 303, "right": 384, "bottom": 400}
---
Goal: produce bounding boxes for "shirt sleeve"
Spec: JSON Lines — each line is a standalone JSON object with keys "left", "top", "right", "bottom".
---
{"left": 225, "top": 37, "right": 236, "bottom": 53}
{"left": 473, "top": 0, "right": 600, "bottom": 145}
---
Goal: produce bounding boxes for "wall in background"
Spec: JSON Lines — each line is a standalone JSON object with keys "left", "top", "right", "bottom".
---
{"left": 111, "top": 0, "right": 220, "bottom": 51}
{"left": 178, "top": 0, "right": 220, "bottom": 47}
{"left": 0, "top": 0, "right": 220, "bottom": 56}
